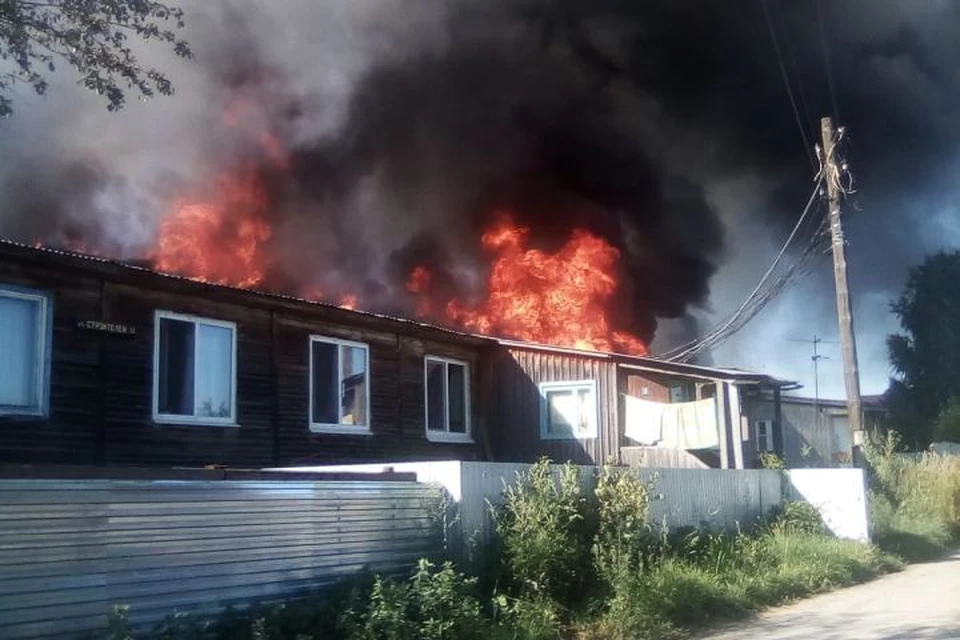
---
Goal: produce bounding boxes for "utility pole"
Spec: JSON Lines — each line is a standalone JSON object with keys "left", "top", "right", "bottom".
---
{"left": 820, "top": 116, "right": 864, "bottom": 459}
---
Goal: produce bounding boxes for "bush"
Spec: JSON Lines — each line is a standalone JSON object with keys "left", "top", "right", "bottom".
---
{"left": 758, "top": 452, "right": 786, "bottom": 470}
{"left": 89, "top": 563, "right": 491, "bottom": 640}
{"left": 933, "top": 398, "right": 960, "bottom": 443}
{"left": 491, "top": 594, "right": 563, "bottom": 640}
{"left": 865, "top": 430, "right": 960, "bottom": 558}
{"left": 340, "top": 560, "right": 489, "bottom": 640}
{"left": 495, "top": 458, "right": 596, "bottom": 608}
{"left": 765, "top": 500, "right": 826, "bottom": 536}
{"left": 593, "top": 465, "right": 656, "bottom": 584}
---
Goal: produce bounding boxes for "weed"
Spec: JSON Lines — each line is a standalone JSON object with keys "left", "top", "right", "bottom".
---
{"left": 765, "top": 500, "right": 827, "bottom": 536}
{"left": 865, "top": 430, "right": 960, "bottom": 559}
{"left": 495, "top": 458, "right": 596, "bottom": 609}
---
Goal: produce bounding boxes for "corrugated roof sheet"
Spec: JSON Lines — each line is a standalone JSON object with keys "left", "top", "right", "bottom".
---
{"left": 0, "top": 238, "right": 792, "bottom": 384}
{"left": 0, "top": 238, "right": 488, "bottom": 343}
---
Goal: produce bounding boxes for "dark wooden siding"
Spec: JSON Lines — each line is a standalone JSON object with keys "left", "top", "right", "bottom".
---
{"left": 489, "top": 348, "right": 618, "bottom": 464}
{"left": 0, "top": 249, "right": 486, "bottom": 467}
{"left": 622, "top": 372, "right": 672, "bottom": 403}
{"left": 100, "top": 283, "right": 276, "bottom": 467}
{"left": 0, "top": 261, "right": 102, "bottom": 464}
{"left": 273, "top": 316, "right": 482, "bottom": 465}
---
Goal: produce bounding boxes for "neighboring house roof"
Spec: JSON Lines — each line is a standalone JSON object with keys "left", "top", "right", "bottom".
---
{"left": 0, "top": 239, "right": 791, "bottom": 385}
{"left": 495, "top": 340, "right": 796, "bottom": 387}
{"left": 780, "top": 394, "right": 888, "bottom": 412}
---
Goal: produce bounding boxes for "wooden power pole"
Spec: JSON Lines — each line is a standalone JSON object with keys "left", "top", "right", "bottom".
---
{"left": 820, "top": 116, "right": 864, "bottom": 456}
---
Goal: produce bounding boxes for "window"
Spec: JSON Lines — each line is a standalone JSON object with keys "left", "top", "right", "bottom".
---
{"left": 153, "top": 311, "right": 237, "bottom": 425}
{"left": 424, "top": 356, "right": 471, "bottom": 443}
{"left": 0, "top": 288, "right": 50, "bottom": 416}
{"left": 669, "top": 382, "right": 696, "bottom": 403}
{"left": 539, "top": 380, "right": 598, "bottom": 440}
{"left": 309, "top": 336, "right": 370, "bottom": 434}
{"left": 756, "top": 420, "right": 774, "bottom": 452}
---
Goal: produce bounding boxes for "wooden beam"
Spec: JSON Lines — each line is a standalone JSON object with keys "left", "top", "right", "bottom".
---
{"left": 716, "top": 382, "right": 730, "bottom": 469}
{"left": 728, "top": 383, "right": 745, "bottom": 470}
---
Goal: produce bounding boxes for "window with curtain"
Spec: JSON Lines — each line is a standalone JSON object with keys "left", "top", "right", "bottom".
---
{"left": 539, "top": 380, "right": 598, "bottom": 440}
{"left": 154, "top": 311, "right": 236, "bottom": 424}
{"left": 424, "top": 356, "right": 471, "bottom": 442}
{"left": 0, "top": 288, "right": 48, "bottom": 415}
{"left": 309, "top": 336, "right": 369, "bottom": 433}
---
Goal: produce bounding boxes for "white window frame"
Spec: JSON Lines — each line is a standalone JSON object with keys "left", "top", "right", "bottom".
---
{"left": 152, "top": 310, "right": 238, "bottom": 427}
{"left": 756, "top": 420, "right": 774, "bottom": 452}
{"left": 424, "top": 356, "right": 473, "bottom": 444}
{"left": 539, "top": 379, "right": 598, "bottom": 440}
{"left": 309, "top": 335, "right": 371, "bottom": 435}
{"left": 0, "top": 287, "right": 51, "bottom": 417}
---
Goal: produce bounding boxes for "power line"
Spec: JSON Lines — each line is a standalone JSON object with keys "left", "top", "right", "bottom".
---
{"left": 662, "top": 173, "right": 826, "bottom": 362}
{"left": 660, "top": 2, "right": 846, "bottom": 364}
{"left": 777, "top": 1, "right": 817, "bottom": 137}
{"left": 815, "top": 0, "right": 840, "bottom": 122}
{"left": 761, "top": 0, "right": 816, "bottom": 171}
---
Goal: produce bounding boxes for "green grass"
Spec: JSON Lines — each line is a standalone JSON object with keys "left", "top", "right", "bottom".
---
{"left": 865, "top": 432, "right": 960, "bottom": 561}
{"left": 92, "top": 454, "right": 939, "bottom": 640}
{"left": 581, "top": 531, "right": 901, "bottom": 640}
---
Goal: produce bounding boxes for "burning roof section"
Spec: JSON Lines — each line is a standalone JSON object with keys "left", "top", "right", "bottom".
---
{"left": 1, "top": 239, "right": 789, "bottom": 386}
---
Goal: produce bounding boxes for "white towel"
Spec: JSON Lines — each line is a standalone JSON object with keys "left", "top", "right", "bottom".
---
{"left": 623, "top": 395, "right": 665, "bottom": 445}
{"left": 660, "top": 397, "right": 720, "bottom": 450}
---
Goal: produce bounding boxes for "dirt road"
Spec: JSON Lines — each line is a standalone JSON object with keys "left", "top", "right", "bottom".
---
{"left": 699, "top": 551, "right": 960, "bottom": 640}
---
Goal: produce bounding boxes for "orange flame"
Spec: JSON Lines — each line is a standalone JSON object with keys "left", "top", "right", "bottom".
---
{"left": 441, "top": 213, "right": 647, "bottom": 355}
{"left": 406, "top": 265, "right": 434, "bottom": 317}
{"left": 142, "top": 95, "right": 643, "bottom": 354}
{"left": 152, "top": 168, "right": 272, "bottom": 288}
{"left": 151, "top": 95, "right": 282, "bottom": 289}
{"left": 338, "top": 294, "right": 359, "bottom": 310}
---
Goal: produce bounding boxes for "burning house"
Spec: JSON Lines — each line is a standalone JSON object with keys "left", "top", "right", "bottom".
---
{"left": 0, "top": 14, "right": 799, "bottom": 471}
{"left": 0, "top": 239, "right": 789, "bottom": 471}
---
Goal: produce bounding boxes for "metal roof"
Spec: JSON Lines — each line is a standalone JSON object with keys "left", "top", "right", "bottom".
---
{"left": 0, "top": 239, "right": 490, "bottom": 344}
{"left": 0, "top": 238, "right": 795, "bottom": 384}
{"left": 494, "top": 338, "right": 796, "bottom": 386}
{"left": 780, "top": 394, "right": 888, "bottom": 410}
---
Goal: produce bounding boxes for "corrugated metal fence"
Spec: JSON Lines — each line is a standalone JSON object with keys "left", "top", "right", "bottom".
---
{"left": 269, "top": 461, "right": 870, "bottom": 565}
{"left": 0, "top": 479, "right": 443, "bottom": 640}
{"left": 452, "top": 463, "right": 784, "bottom": 568}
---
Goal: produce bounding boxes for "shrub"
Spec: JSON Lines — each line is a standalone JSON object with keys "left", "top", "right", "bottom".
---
{"left": 593, "top": 465, "right": 656, "bottom": 584}
{"left": 491, "top": 594, "right": 563, "bottom": 640}
{"left": 759, "top": 452, "right": 786, "bottom": 470}
{"left": 343, "top": 559, "right": 488, "bottom": 640}
{"left": 495, "top": 458, "right": 596, "bottom": 608}
{"left": 933, "top": 398, "right": 960, "bottom": 443}
{"left": 865, "top": 429, "right": 960, "bottom": 558}
{"left": 765, "top": 500, "right": 827, "bottom": 536}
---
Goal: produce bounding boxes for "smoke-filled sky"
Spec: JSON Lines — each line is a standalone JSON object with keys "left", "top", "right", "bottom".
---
{"left": 1, "top": 0, "right": 958, "bottom": 399}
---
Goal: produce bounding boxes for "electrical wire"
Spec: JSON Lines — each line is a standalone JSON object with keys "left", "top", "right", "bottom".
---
{"left": 761, "top": 0, "right": 816, "bottom": 171}
{"left": 662, "top": 173, "right": 826, "bottom": 362}
{"left": 663, "top": 125, "right": 852, "bottom": 363}
{"left": 659, "top": 12, "right": 852, "bottom": 363}
{"left": 815, "top": 0, "right": 841, "bottom": 123}
{"left": 778, "top": 1, "right": 817, "bottom": 138}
